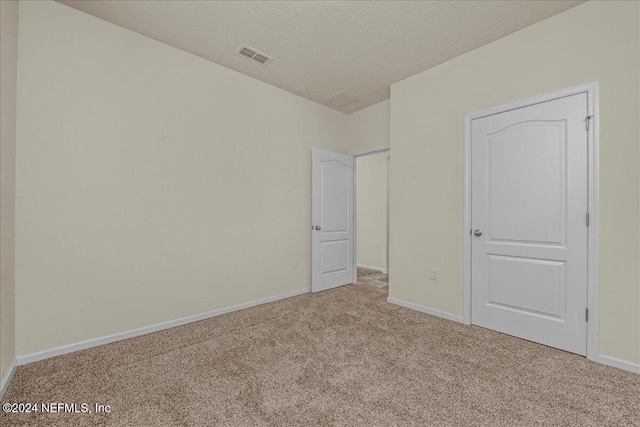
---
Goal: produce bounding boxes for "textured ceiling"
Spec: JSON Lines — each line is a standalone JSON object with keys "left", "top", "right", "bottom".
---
{"left": 56, "top": 0, "right": 583, "bottom": 114}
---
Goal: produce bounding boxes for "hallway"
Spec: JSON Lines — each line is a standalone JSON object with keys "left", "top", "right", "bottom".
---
{"left": 356, "top": 267, "right": 388, "bottom": 293}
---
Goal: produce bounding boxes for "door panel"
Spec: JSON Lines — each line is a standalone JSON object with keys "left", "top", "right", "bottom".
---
{"left": 321, "top": 160, "right": 349, "bottom": 232}
{"left": 312, "top": 148, "right": 354, "bottom": 292}
{"left": 320, "top": 240, "right": 348, "bottom": 274}
{"left": 487, "top": 121, "right": 566, "bottom": 245}
{"left": 471, "top": 93, "right": 588, "bottom": 355}
{"left": 487, "top": 255, "right": 566, "bottom": 320}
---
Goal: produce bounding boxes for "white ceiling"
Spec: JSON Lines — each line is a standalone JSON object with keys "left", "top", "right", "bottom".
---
{"left": 57, "top": 0, "right": 583, "bottom": 114}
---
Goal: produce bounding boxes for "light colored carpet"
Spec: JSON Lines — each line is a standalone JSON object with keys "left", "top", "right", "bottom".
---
{"left": 2, "top": 284, "right": 639, "bottom": 426}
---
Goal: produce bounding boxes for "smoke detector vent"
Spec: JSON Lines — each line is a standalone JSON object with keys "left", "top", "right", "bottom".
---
{"left": 236, "top": 44, "right": 273, "bottom": 66}
{"left": 325, "top": 91, "right": 360, "bottom": 107}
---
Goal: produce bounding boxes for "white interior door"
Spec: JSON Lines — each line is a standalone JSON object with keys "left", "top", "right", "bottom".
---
{"left": 312, "top": 147, "right": 354, "bottom": 292}
{"left": 471, "top": 93, "right": 588, "bottom": 355}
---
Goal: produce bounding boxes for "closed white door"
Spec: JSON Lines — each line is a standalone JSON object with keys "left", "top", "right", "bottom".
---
{"left": 312, "top": 148, "right": 354, "bottom": 292}
{"left": 471, "top": 93, "right": 588, "bottom": 355}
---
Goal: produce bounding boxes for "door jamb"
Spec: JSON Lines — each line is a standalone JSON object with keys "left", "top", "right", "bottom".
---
{"left": 352, "top": 145, "right": 391, "bottom": 284}
{"left": 463, "top": 82, "right": 600, "bottom": 362}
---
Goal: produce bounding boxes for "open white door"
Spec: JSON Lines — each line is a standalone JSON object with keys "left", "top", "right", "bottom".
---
{"left": 312, "top": 147, "right": 354, "bottom": 292}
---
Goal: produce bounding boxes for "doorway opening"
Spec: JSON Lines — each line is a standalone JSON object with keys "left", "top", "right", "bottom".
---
{"left": 353, "top": 147, "right": 390, "bottom": 294}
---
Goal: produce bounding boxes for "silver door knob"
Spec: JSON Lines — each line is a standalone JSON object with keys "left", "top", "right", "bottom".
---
{"left": 474, "top": 229, "right": 482, "bottom": 237}
{"left": 314, "top": 225, "right": 321, "bottom": 231}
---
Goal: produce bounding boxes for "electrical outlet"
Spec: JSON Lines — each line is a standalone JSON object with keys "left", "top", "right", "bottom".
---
{"left": 430, "top": 268, "right": 439, "bottom": 281}
{"left": 292, "top": 258, "right": 298, "bottom": 268}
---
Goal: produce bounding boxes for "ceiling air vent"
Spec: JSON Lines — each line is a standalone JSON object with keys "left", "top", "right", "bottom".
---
{"left": 325, "top": 91, "right": 360, "bottom": 107}
{"left": 236, "top": 44, "right": 273, "bottom": 66}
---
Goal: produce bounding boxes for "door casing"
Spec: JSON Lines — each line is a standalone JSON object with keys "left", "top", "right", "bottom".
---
{"left": 463, "top": 82, "right": 599, "bottom": 362}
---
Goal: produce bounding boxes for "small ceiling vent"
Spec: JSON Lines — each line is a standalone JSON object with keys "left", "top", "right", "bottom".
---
{"left": 236, "top": 44, "right": 273, "bottom": 66}
{"left": 325, "top": 91, "right": 360, "bottom": 107}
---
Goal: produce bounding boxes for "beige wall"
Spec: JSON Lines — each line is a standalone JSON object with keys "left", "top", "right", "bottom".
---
{"left": 1, "top": 0, "right": 19, "bottom": 384}
{"left": 356, "top": 152, "right": 388, "bottom": 271}
{"left": 390, "top": 1, "right": 640, "bottom": 364}
{"left": 15, "top": 1, "right": 348, "bottom": 356}
{"left": 347, "top": 100, "right": 390, "bottom": 154}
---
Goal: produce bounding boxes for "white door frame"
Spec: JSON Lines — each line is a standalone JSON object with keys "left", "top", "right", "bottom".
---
{"left": 352, "top": 145, "right": 391, "bottom": 284}
{"left": 463, "top": 82, "right": 600, "bottom": 362}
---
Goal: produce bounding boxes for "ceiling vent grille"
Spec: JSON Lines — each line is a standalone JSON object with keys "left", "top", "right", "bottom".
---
{"left": 236, "top": 44, "right": 273, "bottom": 66}
{"left": 325, "top": 91, "right": 360, "bottom": 107}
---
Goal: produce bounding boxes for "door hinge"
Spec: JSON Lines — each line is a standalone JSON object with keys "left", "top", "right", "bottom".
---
{"left": 585, "top": 308, "right": 589, "bottom": 322}
{"left": 585, "top": 115, "right": 594, "bottom": 131}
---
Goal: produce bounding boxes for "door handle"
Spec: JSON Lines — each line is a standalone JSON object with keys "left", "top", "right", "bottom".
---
{"left": 473, "top": 229, "right": 482, "bottom": 237}
{"left": 313, "top": 225, "right": 321, "bottom": 231}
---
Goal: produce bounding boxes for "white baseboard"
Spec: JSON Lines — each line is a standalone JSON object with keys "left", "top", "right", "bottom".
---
{"left": 17, "top": 288, "right": 311, "bottom": 366}
{"left": 357, "top": 264, "right": 388, "bottom": 274}
{"left": 387, "top": 297, "right": 465, "bottom": 324}
{"left": 598, "top": 354, "right": 640, "bottom": 374}
{"left": 0, "top": 358, "right": 17, "bottom": 398}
